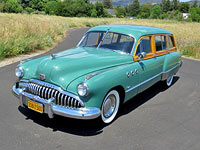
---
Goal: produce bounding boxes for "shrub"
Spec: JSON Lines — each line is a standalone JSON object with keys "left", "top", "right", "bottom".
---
{"left": 189, "top": 7, "right": 200, "bottom": 22}
{"left": 168, "top": 10, "right": 183, "bottom": 21}
{"left": 0, "top": 0, "right": 23, "bottom": 13}
{"left": 160, "top": 13, "right": 169, "bottom": 19}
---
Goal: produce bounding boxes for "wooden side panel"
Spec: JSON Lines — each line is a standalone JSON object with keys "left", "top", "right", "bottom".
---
{"left": 133, "top": 34, "right": 177, "bottom": 61}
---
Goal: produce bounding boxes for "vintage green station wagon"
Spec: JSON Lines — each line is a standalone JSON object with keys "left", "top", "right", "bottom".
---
{"left": 13, "top": 25, "right": 182, "bottom": 124}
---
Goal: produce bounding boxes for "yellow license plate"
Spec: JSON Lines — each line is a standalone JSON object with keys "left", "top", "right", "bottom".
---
{"left": 28, "top": 100, "right": 43, "bottom": 113}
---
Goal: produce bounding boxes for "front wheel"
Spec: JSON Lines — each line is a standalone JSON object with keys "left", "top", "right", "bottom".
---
{"left": 101, "top": 90, "right": 120, "bottom": 124}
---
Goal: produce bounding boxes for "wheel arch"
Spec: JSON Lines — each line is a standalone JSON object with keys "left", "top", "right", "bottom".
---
{"left": 110, "top": 85, "right": 125, "bottom": 105}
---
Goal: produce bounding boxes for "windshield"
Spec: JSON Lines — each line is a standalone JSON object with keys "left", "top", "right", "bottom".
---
{"left": 78, "top": 31, "right": 135, "bottom": 54}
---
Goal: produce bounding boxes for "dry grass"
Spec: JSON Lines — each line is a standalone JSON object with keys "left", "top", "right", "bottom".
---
{"left": 0, "top": 13, "right": 200, "bottom": 60}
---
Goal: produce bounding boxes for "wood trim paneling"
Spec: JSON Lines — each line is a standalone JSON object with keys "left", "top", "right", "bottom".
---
{"left": 133, "top": 34, "right": 177, "bottom": 61}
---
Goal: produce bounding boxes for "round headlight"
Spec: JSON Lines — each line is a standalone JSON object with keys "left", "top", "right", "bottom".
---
{"left": 77, "top": 82, "right": 89, "bottom": 96}
{"left": 15, "top": 65, "right": 24, "bottom": 77}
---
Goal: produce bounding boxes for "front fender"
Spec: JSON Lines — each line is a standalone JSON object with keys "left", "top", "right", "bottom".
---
{"left": 19, "top": 56, "right": 48, "bottom": 79}
{"left": 67, "top": 63, "right": 136, "bottom": 108}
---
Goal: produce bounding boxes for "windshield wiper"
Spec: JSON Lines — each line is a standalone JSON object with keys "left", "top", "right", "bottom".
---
{"left": 97, "top": 28, "right": 110, "bottom": 49}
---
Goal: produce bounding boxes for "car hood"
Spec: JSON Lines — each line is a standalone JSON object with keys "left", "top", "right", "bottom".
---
{"left": 25, "top": 47, "right": 133, "bottom": 90}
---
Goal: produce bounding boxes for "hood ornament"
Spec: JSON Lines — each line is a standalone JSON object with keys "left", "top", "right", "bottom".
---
{"left": 40, "top": 74, "right": 46, "bottom": 80}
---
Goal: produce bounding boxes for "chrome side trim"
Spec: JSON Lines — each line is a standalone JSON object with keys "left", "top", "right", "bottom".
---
{"left": 85, "top": 63, "right": 133, "bottom": 81}
{"left": 13, "top": 87, "right": 100, "bottom": 120}
{"left": 126, "top": 63, "right": 181, "bottom": 93}
{"left": 126, "top": 72, "right": 162, "bottom": 93}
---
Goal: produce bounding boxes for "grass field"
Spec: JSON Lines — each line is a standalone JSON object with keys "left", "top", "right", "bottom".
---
{"left": 0, "top": 13, "right": 200, "bottom": 60}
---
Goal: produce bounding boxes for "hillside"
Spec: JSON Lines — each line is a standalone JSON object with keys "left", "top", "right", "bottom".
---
{"left": 90, "top": 0, "right": 161, "bottom": 6}
{"left": 90, "top": 0, "right": 200, "bottom": 6}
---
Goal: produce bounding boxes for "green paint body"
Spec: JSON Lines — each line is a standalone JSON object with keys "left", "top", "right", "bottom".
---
{"left": 20, "top": 25, "right": 181, "bottom": 108}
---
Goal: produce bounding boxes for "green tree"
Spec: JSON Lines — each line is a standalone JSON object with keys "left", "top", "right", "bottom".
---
{"left": 179, "top": 2, "right": 190, "bottom": 13}
{"left": 91, "top": 8, "right": 97, "bottom": 17}
{"left": 0, "top": 0, "right": 23, "bottom": 13}
{"left": 128, "top": 0, "right": 140, "bottom": 16}
{"left": 138, "top": 3, "right": 151, "bottom": 18}
{"left": 189, "top": 7, "right": 200, "bottom": 22}
{"left": 172, "top": 0, "right": 178, "bottom": 10}
{"left": 161, "top": 0, "right": 171, "bottom": 13}
{"left": 19, "top": 0, "right": 41, "bottom": 11}
{"left": 45, "top": 1, "right": 72, "bottom": 16}
{"left": 168, "top": 10, "right": 183, "bottom": 21}
{"left": 160, "top": 13, "right": 169, "bottom": 19}
{"left": 150, "top": 5, "right": 161, "bottom": 19}
{"left": 103, "top": 8, "right": 112, "bottom": 17}
{"left": 95, "top": 2, "right": 107, "bottom": 17}
{"left": 114, "top": 6, "right": 126, "bottom": 18}
{"left": 103, "top": 0, "right": 112, "bottom": 9}
{"left": 192, "top": 0, "right": 198, "bottom": 8}
{"left": 70, "top": 0, "right": 93, "bottom": 17}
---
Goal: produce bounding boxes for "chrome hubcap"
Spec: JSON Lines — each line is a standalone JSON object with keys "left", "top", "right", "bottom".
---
{"left": 167, "top": 75, "right": 173, "bottom": 86}
{"left": 167, "top": 76, "right": 172, "bottom": 83}
{"left": 103, "top": 94, "right": 116, "bottom": 118}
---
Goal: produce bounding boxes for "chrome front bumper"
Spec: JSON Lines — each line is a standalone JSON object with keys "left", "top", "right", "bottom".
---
{"left": 12, "top": 85, "right": 100, "bottom": 120}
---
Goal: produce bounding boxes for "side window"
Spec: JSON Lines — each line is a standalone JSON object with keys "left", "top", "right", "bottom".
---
{"left": 161, "top": 36, "right": 167, "bottom": 49}
{"left": 100, "top": 33, "right": 134, "bottom": 54}
{"left": 81, "top": 31, "right": 105, "bottom": 47}
{"left": 155, "top": 35, "right": 167, "bottom": 51}
{"left": 136, "top": 36, "right": 151, "bottom": 55}
{"left": 168, "top": 36, "right": 174, "bottom": 48}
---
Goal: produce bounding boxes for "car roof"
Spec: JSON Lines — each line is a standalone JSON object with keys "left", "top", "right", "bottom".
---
{"left": 88, "top": 25, "right": 172, "bottom": 40}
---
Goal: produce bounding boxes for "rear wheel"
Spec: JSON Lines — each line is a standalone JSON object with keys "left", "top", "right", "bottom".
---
{"left": 166, "top": 74, "right": 174, "bottom": 87}
{"left": 101, "top": 90, "right": 120, "bottom": 124}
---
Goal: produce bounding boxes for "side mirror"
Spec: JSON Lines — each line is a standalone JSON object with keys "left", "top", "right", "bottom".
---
{"left": 138, "top": 52, "right": 146, "bottom": 60}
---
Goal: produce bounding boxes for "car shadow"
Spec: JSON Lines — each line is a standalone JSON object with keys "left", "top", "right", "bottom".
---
{"left": 18, "top": 76, "right": 179, "bottom": 136}
{"left": 118, "top": 76, "right": 180, "bottom": 117}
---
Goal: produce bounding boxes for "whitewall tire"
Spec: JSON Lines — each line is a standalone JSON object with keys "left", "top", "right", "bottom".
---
{"left": 166, "top": 75, "right": 174, "bottom": 87}
{"left": 101, "top": 90, "right": 120, "bottom": 124}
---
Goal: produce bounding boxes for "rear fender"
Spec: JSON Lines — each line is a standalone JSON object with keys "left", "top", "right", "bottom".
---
{"left": 162, "top": 52, "right": 181, "bottom": 81}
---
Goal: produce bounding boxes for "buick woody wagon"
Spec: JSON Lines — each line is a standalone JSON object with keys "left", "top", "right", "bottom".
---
{"left": 13, "top": 25, "right": 182, "bottom": 124}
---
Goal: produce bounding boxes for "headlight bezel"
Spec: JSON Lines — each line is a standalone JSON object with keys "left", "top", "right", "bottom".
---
{"left": 77, "top": 82, "right": 89, "bottom": 97}
{"left": 15, "top": 65, "right": 24, "bottom": 78}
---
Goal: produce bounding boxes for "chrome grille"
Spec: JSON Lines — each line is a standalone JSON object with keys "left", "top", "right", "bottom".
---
{"left": 21, "top": 81, "right": 83, "bottom": 109}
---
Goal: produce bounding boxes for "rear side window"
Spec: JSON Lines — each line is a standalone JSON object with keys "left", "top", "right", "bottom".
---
{"left": 136, "top": 36, "right": 151, "bottom": 55}
{"left": 168, "top": 36, "right": 174, "bottom": 48}
{"left": 155, "top": 35, "right": 167, "bottom": 51}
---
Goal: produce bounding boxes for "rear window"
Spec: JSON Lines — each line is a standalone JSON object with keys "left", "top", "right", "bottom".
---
{"left": 168, "top": 36, "right": 174, "bottom": 48}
